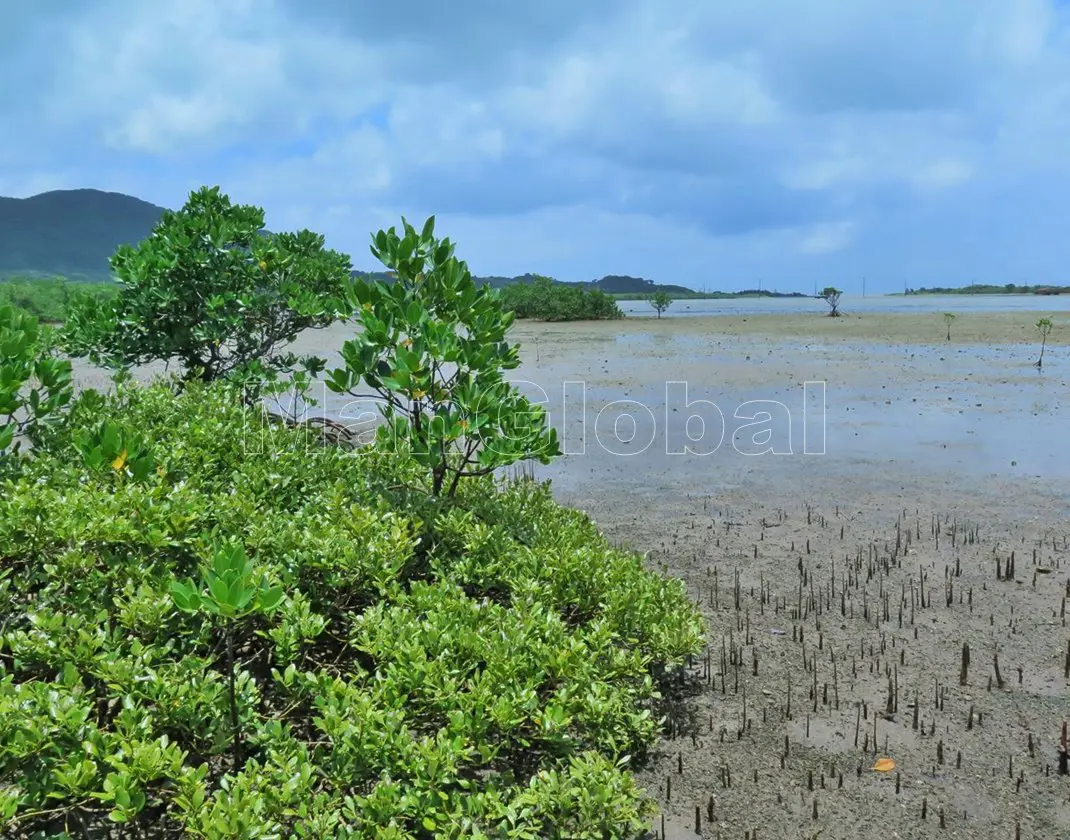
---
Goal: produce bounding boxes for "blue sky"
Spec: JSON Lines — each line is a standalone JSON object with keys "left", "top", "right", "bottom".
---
{"left": 3, "top": 0, "right": 1070, "bottom": 293}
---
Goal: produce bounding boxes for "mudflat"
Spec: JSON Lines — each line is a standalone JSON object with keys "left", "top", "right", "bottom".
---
{"left": 505, "top": 313, "right": 1070, "bottom": 839}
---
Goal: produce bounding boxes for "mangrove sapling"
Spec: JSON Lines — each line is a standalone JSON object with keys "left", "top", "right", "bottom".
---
{"left": 327, "top": 216, "right": 561, "bottom": 497}
{"left": 170, "top": 543, "right": 283, "bottom": 769}
{"left": 649, "top": 290, "right": 673, "bottom": 319}
{"left": 943, "top": 312, "right": 956, "bottom": 341}
{"left": 1034, "top": 317, "right": 1054, "bottom": 368}
{"left": 820, "top": 287, "right": 843, "bottom": 317}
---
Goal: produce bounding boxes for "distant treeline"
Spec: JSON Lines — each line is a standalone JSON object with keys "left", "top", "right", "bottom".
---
{"left": 1, "top": 273, "right": 625, "bottom": 325}
{"left": 354, "top": 269, "right": 696, "bottom": 296}
{"left": 4, "top": 272, "right": 812, "bottom": 326}
{"left": 0, "top": 276, "right": 116, "bottom": 322}
{"left": 354, "top": 269, "right": 815, "bottom": 300}
{"left": 608, "top": 289, "right": 812, "bottom": 301}
{"left": 905, "top": 283, "right": 1068, "bottom": 296}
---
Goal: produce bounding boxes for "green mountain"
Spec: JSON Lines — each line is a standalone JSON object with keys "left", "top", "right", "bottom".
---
{"left": 0, "top": 189, "right": 168, "bottom": 280}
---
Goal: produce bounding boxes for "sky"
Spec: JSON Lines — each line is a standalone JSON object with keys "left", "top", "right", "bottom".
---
{"left": 3, "top": 0, "right": 1070, "bottom": 293}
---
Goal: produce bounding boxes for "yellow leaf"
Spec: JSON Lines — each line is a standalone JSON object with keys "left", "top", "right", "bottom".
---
{"left": 111, "top": 450, "right": 128, "bottom": 471}
{"left": 872, "top": 758, "right": 896, "bottom": 773}
{"left": 258, "top": 260, "right": 268, "bottom": 270}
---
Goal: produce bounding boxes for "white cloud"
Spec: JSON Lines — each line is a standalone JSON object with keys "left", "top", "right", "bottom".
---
{"left": 911, "top": 159, "right": 974, "bottom": 191}
{"left": 799, "top": 222, "right": 856, "bottom": 255}
{"left": 38, "top": 0, "right": 387, "bottom": 154}
{"left": 4, "top": 0, "right": 1070, "bottom": 290}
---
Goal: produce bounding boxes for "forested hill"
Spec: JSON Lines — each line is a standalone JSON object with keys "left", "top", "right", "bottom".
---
{"left": 0, "top": 189, "right": 168, "bottom": 280}
{"left": 0, "top": 188, "right": 695, "bottom": 292}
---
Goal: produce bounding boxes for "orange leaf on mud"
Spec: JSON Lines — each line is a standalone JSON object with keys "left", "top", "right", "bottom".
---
{"left": 872, "top": 758, "right": 896, "bottom": 772}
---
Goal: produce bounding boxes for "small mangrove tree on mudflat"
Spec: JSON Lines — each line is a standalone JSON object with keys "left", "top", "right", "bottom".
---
{"left": 648, "top": 290, "right": 673, "bottom": 319}
{"left": 1035, "top": 317, "right": 1054, "bottom": 368}
{"left": 821, "top": 286, "right": 843, "bottom": 317}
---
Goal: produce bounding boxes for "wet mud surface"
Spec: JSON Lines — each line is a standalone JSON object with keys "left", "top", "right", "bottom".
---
{"left": 501, "top": 316, "right": 1070, "bottom": 839}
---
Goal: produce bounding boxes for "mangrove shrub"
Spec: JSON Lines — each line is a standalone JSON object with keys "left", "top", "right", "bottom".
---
{"left": 0, "top": 380, "right": 703, "bottom": 837}
{"left": 498, "top": 275, "right": 622, "bottom": 321}
{"left": 63, "top": 186, "right": 353, "bottom": 391}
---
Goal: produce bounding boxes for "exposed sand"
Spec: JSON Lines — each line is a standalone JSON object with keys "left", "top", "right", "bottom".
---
{"left": 67, "top": 311, "right": 1070, "bottom": 838}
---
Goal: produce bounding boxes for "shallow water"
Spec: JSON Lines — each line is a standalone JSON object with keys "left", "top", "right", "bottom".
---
{"left": 619, "top": 293, "right": 1070, "bottom": 318}
{"left": 299, "top": 326, "right": 1069, "bottom": 502}
{"left": 528, "top": 365, "right": 1070, "bottom": 500}
{"left": 230, "top": 307, "right": 1070, "bottom": 515}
